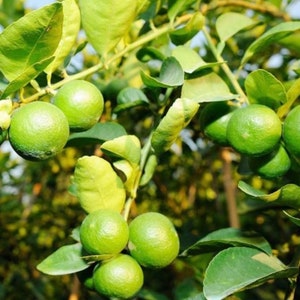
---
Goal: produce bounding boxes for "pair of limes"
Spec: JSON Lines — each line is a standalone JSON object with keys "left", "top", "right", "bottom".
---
{"left": 8, "top": 80, "right": 104, "bottom": 161}
{"left": 78, "top": 209, "right": 180, "bottom": 299}
{"left": 200, "top": 101, "right": 300, "bottom": 178}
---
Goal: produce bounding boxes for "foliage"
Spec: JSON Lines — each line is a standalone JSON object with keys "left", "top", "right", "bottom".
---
{"left": 1, "top": 0, "right": 300, "bottom": 299}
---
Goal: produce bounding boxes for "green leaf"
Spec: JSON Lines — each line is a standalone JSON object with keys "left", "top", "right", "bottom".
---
{"left": 172, "top": 46, "right": 221, "bottom": 74}
{"left": 141, "top": 56, "right": 184, "bottom": 88}
{"left": 0, "top": 57, "right": 54, "bottom": 99}
{"left": 66, "top": 122, "right": 127, "bottom": 147}
{"left": 45, "top": 0, "right": 80, "bottom": 78}
{"left": 0, "top": 2, "right": 63, "bottom": 81}
{"left": 114, "top": 87, "right": 149, "bottom": 113}
{"left": 136, "top": 47, "right": 166, "bottom": 62}
{"left": 203, "top": 247, "right": 298, "bottom": 300}
{"left": 37, "top": 243, "right": 89, "bottom": 275}
{"left": 245, "top": 69, "right": 287, "bottom": 109}
{"left": 167, "top": 0, "right": 196, "bottom": 23}
{"left": 151, "top": 98, "right": 199, "bottom": 154}
{"left": 241, "top": 21, "right": 300, "bottom": 65}
{"left": 101, "top": 135, "right": 141, "bottom": 165}
{"left": 170, "top": 12, "right": 204, "bottom": 46}
{"left": 238, "top": 181, "right": 300, "bottom": 210}
{"left": 277, "top": 77, "right": 300, "bottom": 119}
{"left": 78, "top": 0, "right": 137, "bottom": 57}
{"left": 216, "top": 12, "right": 256, "bottom": 43}
{"left": 283, "top": 210, "right": 300, "bottom": 227}
{"left": 180, "top": 227, "right": 272, "bottom": 257}
{"left": 139, "top": 154, "right": 158, "bottom": 186}
{"left": 73, "top": 156, "right": 126, "bottom": 213}
{"left": 181, "top": 73, "right": 238, "bottom": 102}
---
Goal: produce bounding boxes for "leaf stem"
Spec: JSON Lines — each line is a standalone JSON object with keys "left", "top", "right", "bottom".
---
{"left": 202, "top": 26, "right": 248, "bottom": 105}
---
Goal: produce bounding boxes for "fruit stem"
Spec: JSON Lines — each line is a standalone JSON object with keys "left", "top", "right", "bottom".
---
{"left": 202, "top": 27, "right": 248, "bottom": 105}
{"left": 22, "top": 15, "right": 192, "bottom": 103}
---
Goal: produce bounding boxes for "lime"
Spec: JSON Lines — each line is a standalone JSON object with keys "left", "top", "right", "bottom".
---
{"left": 128, "top": 212, "right": 180, "bottom": 268}
{"left": 79, "top": 209, "right": 129, "bottom": 255}
{"left": 248, "top": 144, "right": 291, "bottom": 178}
{"left": 200, "top": 101, "right": 236, "bottom": 145}
{"left": 93, "top": 254, "right": 144, "bottom": 299}
{"left": 8, "top": 101, "right": 69, "bottom": 161}
{"left": 53, "top": 80, "right": 104, "bottom": 132}
{"left": 226, "top": 104, "right": 282, "bottom": 156}
{"left": 283, "top": 105, "right": 300, "bottom": 157}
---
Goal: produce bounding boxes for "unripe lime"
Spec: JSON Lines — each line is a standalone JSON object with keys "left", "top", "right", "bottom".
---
{"left": 93, "top": 254, "right": 144, "bottom": 299}
{"left": 53, "top": 80, "right": 104, "bottom": 132}
{"left": 8, "top": 101, "right": 69, "bottom": 161}
{"left": 200, "top": 101, "right": 236, "bottom": 145}
{"left": 283, "top": 105, "right": 300, "bottom": 157}
{"left": 128, "top": 212, "right": 180, "bottom": 268}
{"left": 79, "top": 209, "right": 129, "bottom": 255}
{"left": 226, "top": 104, "right": 282, "bottom": 156}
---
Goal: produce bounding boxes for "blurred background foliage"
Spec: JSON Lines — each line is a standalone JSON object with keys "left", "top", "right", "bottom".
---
{"left": 1, "top": 0, "right": 300, "bottom": 299}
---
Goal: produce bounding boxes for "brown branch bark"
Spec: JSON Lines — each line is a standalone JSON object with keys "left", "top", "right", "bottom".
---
{"left": 221, "top": 148, "right": 240, "bottom": 228}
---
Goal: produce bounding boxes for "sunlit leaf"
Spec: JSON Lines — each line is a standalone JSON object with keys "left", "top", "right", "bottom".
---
{"left": 73, "top": 156, "right": 126, "bottom": 213}
{"left": 101, "top": 135, "right": 141, "bottom": 165}
{"left": 216, "top": 12, "right": 256, "bottom": 42}
{"left": 139, "top": 154, "right": 158, "bottom": 186}
{"left": 0, "top": 2, "right": 63, "bottom": 81}
{"left": 283, "top": 211, "right": 300, "bottom": 227}
{"left": 241, "top": 21, "right": 300, "bottom": 65}
{"left": 203, "top": 247, "right": 298, "bottom": 300}
{"left": 0, "top": 57, "right": 54, "bottom": 99}
{"left": 238, "top": 181, "right": 300, "bottom": 210}
{"left": 78, "top": 0, "right": 137, "bottom": 57}
{"left": 66, "top": 122, "right": 127, "bottom": 147}
{"left": 37, "top": 243, "right": 89, "bottom": 275}
{"left": 181, "top": 73, "right": 238, "bottom": 102}
{"left": 151, "top": 98, "right": 199, "bottom": 154}
{"left": 141, "top": 56, "right": 184, "bottom": 88}
{"left": 245, "top": 69, "right": 287, "bottom": 109}
{"left": 45, "top": 0, "right": 80, "bottom": 78}
{"left": 180, "top": 227, "right": 272, "bottom": 257}
{"left": 170, "top": 12, "right": 204, "bottom": 45}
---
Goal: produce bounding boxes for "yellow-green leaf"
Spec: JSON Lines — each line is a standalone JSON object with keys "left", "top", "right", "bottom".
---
{"left": 73, "top": 156, "right": 126, "bottom": 213}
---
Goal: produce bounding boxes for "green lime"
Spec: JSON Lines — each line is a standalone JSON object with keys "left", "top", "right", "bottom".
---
{"left": 8, "top": 101, "right": 69, "bottom": 161}
{"left": 53, "top": 80, "right": 104, "bottom": 132}
{"left": 283, "top": 105, "right": 300, "bottom": 157}
{"left": 93, "top": 254, "right": 144, "bottom": 299}
{"left": 248, "top": 144, "right": 291, "bottom": 178}
{"left": 200, "top": 101, "right": 236, "bottom": 145}
{"left": 79, "top": 209, "right": 129, "bottom": 255}
{"left": 226, "top": 104, "right": 282, "bottom": 156}
{"left": 128, "top": 212, "right": 180, "bottom": 268}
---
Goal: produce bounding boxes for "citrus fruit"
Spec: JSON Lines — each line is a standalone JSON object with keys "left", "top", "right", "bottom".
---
{"left": 53, "top": 80, "right": 104, "bottom": 132}
{"left": 226, "top": 104, "right": 282, "bottom": 156}
{"left": 283, "top": 105, "right": 300, "bottom": 157}
{"left": 200, "top": 101, "right": 236, "bottom": 145}
{"left": 248, "top": 144, "right": 291, "bottom": 178}
{"left": 128, "top": 212, "right": 180, "bottom": 268}
{"left": 93, "top": 254, "right": 144, "bottom": 299}
{"left": 8, "top": 101, "right": 69, "bottom": 161}
{"left": 79, "top": 209, "right": 129, "bottom": 255}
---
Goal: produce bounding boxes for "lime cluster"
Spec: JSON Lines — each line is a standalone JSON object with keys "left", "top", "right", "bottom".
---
{"left": 7, "top": 80, "right": 104, "bottom": 161}
{"left": 78, "top": 209, "right": 180, "bottom": 299}
{"left": 200, "top": 102, "right": 300, "bottom": 179}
